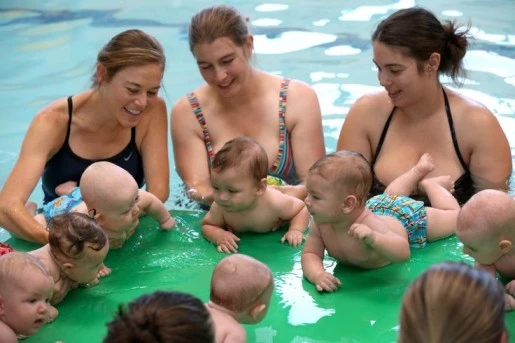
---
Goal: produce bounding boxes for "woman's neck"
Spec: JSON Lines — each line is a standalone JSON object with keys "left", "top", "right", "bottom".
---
{"left": 401, "top": 80, "right": 443, "bottom": 120}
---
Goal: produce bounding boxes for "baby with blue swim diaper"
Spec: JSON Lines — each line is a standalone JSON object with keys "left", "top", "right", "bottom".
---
{"left": 0, "top": 252, "right": 57, "bottom": 342}
{"left": 456, "top": 189, "right": 515, "bottom": 311}
{"left": 201, "top": 136, "right": 309, "bottom": 254}
{"left": 302, "top": 151, "right": 460, "bottom": 292}
{"left": 32, "top": 161, "right": 176, "bottom": 250}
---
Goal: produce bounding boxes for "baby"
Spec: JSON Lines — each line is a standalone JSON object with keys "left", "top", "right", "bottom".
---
{"left": 202, "top": 137, "right": 309, "bottom": 253}
{"left": 32, "top": 161, "right": 175, "bottom": 249}
{"left": 399, "top": 262, "right": 507, "bottom": 343}
{"left": 30, "top": 212, "right": 109, "bottom": 304}
{"left": 207, "top": 254, "right": 274, "bottom": 343}
{"left": 302, "top": 151, "right": 459, "bottom": 292}
{"left": 0, "top": 252, "right": 57, "bottom": 342}
{"left": 104, "top": 291, "right": 214, "bottom": 343}
{"left": 456, "top": 189, "right": 515, "bottom": 310}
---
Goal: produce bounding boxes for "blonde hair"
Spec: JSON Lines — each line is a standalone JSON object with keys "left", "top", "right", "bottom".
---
{"left": 399, "top": 262, "right": 505, "bottom": 343}
{"left": 308, "top": 150, "right": 372, "bottom": 206}
{"left": 210, "top": 254, "right": 273, "bottom": 313}
{"left": 92, "top": 29, "right": 165, "bottom": 87}
{"left": 0, "top": 252, "right": 50, "bottom": 289}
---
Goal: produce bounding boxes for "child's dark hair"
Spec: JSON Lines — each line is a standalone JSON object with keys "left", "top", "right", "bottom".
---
{"left": 103, "top": 291, "right": 214, "bottom": 343}
{"left": 212, "top": 136, "right": 268, "bottom": 183}
{"left": 48, "top": 212, "right": 107, "bottom": 259}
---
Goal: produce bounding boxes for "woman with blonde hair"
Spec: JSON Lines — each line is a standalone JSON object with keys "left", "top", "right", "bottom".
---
{"left": 399, "top": 262, "right": 508, "bottom": 343}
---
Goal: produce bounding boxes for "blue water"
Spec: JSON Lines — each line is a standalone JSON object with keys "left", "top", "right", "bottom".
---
{"left": 0, "top": 0, "right": 514, "bottom": 342}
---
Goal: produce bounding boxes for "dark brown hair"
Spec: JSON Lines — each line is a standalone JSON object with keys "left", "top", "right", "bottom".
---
{"left": 372, "top": 7, "right": 470, "bottom": 84}
{"left": 48, "top": 212, "right": 107, "bottom": 259}
{"left": 104, "top": 291, "right": 214, "bottom": 343}
{"left": 212, "top": 136, "right": 268, "bottom": 183}
{"left": 399, "top": 262, "right": 506, "bottom": 343}
{"left": 308, "top": 150, "right": 372, "bottom": 206}
{"left": 188, "top": 5, "right": 250, "bottom": 53}
{"left": 92, "top": 29, "right": 165, "bottom": 87}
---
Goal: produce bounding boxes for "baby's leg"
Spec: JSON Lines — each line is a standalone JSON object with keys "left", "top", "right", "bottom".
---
{"left": 384, "top": 153, "right": 434, "bottom": 196}
{"left": 421, "top": 176, "right": 460, "bottom": 241}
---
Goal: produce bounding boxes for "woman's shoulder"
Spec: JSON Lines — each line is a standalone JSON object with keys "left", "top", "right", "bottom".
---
{"left": 32, "top": 96, "right": 72, "bottom": 128}
{"left": 446, "top": 87, "right": 498, "bottom": 125}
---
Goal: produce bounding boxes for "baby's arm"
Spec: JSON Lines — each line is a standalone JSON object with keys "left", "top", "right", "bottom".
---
{"left": 301, "top": 223, "right": 341, "bottom": 292}
{"left": 349, "top": 222, "right": 410, "bottom": 263}
{"left": 137, "top": 190, "right": 176, "bottom": 230}
{"left": 276, "top": 193, "right": 309, "bottom": 247}
{"left": 202, "top": 205, "right": 240, "bottom": 254}
{"left": 476, "top": 263, "right": 515, "bottom": 311}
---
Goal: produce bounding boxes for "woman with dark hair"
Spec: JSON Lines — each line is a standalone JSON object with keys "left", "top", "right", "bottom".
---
{"left": 337, "top": 7, "right": 511, "bottom": 205}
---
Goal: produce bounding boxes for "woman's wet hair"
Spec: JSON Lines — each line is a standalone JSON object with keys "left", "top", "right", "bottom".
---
{"left": 399, "top": 262, "right": 506, "bottom": 343}
{"left": 92, "top": 29, "right": 165, "bottom": 86}
{"left": 372, "top": 7, "right": 470, "bottom": 84}
{"left": 188, "top": 5, "right": 250, "bottom": 53}
{"left": 48, "top": 212, "right": 107, "bottom": 259}
{"left": 104, "top": 291, "right": 214, "bottom": 343}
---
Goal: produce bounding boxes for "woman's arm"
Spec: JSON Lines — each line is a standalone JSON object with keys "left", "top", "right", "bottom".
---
{"left": 463, "top": 105, "right": 512, "bottom": 192}
{"left": 139, "top": 97, "right": 170, "bottom": 202}
{"left": 0, "top": 105, "right": 68, "bottom": 243}
{"left": 171, "top": 96, "right": 213, "bottom": 205}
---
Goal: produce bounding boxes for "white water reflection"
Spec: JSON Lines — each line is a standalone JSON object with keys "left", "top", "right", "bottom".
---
{"left": 256, "top": 3, "right": 288, "bottom": 12}
{"left": 276, "top": 260, "right": 336, "bottom": 325}
{"left": 252, "top": 18, "right": 282, "bottom": 26}
{"left": 338, "top": 0, "right": 415, "bottom": 22}
{"left": 254, "top": 31, "right": 336, "bottom": 54}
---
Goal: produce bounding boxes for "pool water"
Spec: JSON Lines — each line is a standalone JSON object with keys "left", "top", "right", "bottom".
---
{"left": 1, "top": 0, "right": 515, "bottom": 342}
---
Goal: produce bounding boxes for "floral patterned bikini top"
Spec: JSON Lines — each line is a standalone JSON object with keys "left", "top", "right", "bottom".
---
{"left": 186, "top": 79, "right": 298, "bottom": 185}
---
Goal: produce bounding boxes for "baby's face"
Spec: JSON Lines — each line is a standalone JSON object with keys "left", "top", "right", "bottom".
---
{"left": 99, "top": 188, "right": 140, "bottom": 247}
{"left": 66, "top": 243, "right": 109, "bottom": 284}
{"left": 0, "top": 270, "right": 53, "bottom": 336}
{"left": 305, "top": 174, "right": 344, "bottom": 223}
{"left": 211, "top": 168, "right": 261, "bottom": 212}
{"left": 457, "top": 230, "right": 503, "bottom": 265}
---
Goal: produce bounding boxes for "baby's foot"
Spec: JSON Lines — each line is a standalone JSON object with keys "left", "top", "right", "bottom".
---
{"left": 412, "top": 153, "right": 435, "bottom": 177}
{"left": 419, "top": 175, "right": 455, "bottom": 194}
{"left": 25, "top": 201, "right": 38, "bottom": 216}
{"left": 97, "top": 263, "right": 112, "bottom": 278}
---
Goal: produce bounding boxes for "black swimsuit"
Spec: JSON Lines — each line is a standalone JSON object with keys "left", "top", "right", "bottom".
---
{"left": 369, "top": 88, "right": 475, "bottom": 206}
{"left": 41, "top": 96, "right": 144, "bottom": 204}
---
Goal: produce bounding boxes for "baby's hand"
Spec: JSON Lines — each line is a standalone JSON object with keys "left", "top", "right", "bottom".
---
{"left": 46, "top": 305, "right": 59, "bottom": 323}
{"left": 505, "top": 293, "right": 515, "bottom": 311}
{"left": 314, "top": 272, "right": 342, "bottom": 292}
{"left": 216, "top": 231, "right": 240, "bottom": 254}
{"left": 160, "top": 216, "right": 176, "bottom": 230}
{"left": 281, "top": 229, "right": 304, "bottom": 247}
{"left": 349, "top": 223, "right": 376, "bottom": 246}
{"left": 98, "top": 263, "right": 112, "bottom": 278}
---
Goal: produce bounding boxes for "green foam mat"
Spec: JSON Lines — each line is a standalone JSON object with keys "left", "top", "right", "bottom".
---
{"left": 3, "top": 210, "right": 514, "bottom": 343}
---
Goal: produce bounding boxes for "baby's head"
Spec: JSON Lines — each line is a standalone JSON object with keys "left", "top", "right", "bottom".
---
{"left": 210, "top": 254, "right": 273, "bottom": 324}
{"left": 211, "top": 137, "right": 268, "bottom": 211}
{"left": 305, "top": 150, "right": 372, "bottom": 222}
{"left": 399, "top": 262, "right": 507, "bottom": 343}
{"left": 48, "top": 212, "right": 109, "bottom": 284}
{"left": 81, "top": 161, "right": 141, "bottom": 248}
{"left": 104, "top": 291, "right": 214, "bottom": 343}
{"left": 457, "top": 189, "right": 515, "bottom": 265}
{"left": 0, "top": 252, "right": 54, "bottom": 338}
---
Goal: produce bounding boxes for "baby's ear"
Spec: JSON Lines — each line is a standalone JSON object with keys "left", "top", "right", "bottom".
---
{"left": 0, "top": 295, "right": 5, "bottom": 315}
{"left": 499, "top": 239, "right": 512, "bottom": 255}
{"left": 257, "top": 178, "right": 267, "bottom": 195}
{"left": 249, "top": 303, "right": 266, "bottom": 320}
{"left": 341, "top": 195, "right": 358, "bottom": 214}
{"left": 61, "top": 261, "right": 74, "bottom": 274}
